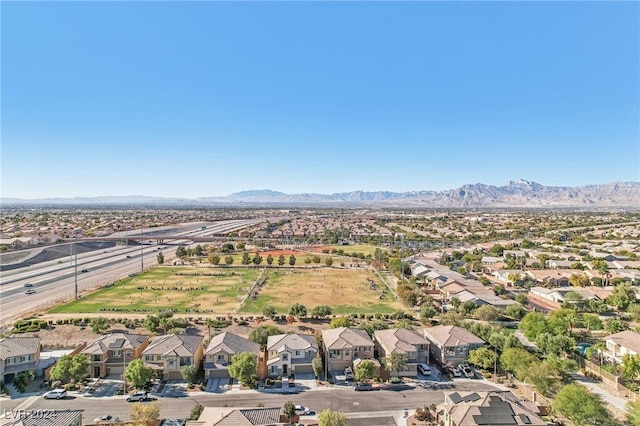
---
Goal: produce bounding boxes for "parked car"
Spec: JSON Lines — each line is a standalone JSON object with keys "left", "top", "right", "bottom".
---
{"left": 461, "top": 364, "right": 474, "bottom": 378}
{"left": 160, "top": 419, "right": 186, "bottom": 426}
{"left": 450, "top": 367, "right": 462, "bottom": 377}
{"left": 126, "top": 391, "right": 148, "bottom": 402}
{"left": 94, "top": 415, "right": 121, "bottom": 423}
{"left": 25, "top": 289, "right": 36, "bottom": 295}
{"left": 418, "top": 363, "right": 431, "bottom": 375}
{"left": 294, "top": 405, "right": 311, "bottom": 415}
{"left": 43, "top": 389, "right": 67, "bottom": 400}
{"left": 353, "top": 382, "right": 373, "bottom": 391}
{"left": 344, "top": 366, "right": 354, "bottom": 381}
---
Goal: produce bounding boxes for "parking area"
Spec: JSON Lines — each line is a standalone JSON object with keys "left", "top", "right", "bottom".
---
{"left": 330, "top": 371, "right": 352, "bottom": 386}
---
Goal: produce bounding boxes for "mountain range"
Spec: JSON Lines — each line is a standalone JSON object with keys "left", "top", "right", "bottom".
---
{"left": 2, "top": 180, "right": 639, "bottom": 208}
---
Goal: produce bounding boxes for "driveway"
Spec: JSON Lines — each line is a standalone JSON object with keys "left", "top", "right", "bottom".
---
{"left": 87, "top": 380, "right": 122, "bottom": 398}
{"left": 295, "top": 374, "right": 318, "bottom": 391}
{"left": 158, "top": 380, "right": 187, "bottom": 398}
{"left": 205, "top": 378, "right": 227, "bottom": 393}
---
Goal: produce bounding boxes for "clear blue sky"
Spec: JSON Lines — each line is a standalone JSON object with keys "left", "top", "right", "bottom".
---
{"left": 2, "top": 1, "right": 639, "bottom": 199}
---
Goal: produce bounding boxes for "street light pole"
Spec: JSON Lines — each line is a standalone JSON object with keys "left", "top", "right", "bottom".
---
{"left": 74, "top": 234, "right": 78, "bottom": 300}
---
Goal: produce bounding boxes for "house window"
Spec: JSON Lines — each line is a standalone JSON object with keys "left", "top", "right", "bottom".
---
{"left": 271, "top": 366, "right": 277, "bottom": 374}
{"left": 156, "top": 355, "right": 162, "bottom": 361}
{"left": 180, "top": 357, "right": 192, "bottom": 366}
{"left": 113, "top": 350, "right": 122, "bottom": 357}
{"left": 145, "top": 355, "right": 153, "bottom": 362}
{"left": 92, "top": 355, "right": 101, "bottom": 362}
{"left": 217, "top": 355, "right": 225, "bottom": 361}
{"left": 20, "top": 356, "right": 27, "bottom": 362}
{"left": 282, "top": 354, "right": 288, "bottom": 361}
{"left": 329, "top": 350, "right": 340, "bottom": 359}
{"left": 344, "top": 350, "right": 350, "bottom": 356}
{"left": 445, "top": 348, "right": 455, "bottom": 356}
{"left": 6, "top": 358, "right": 12, "bottom": 365}
{"left": 168, "top": 359, "right": 174, "bottom": 366}
{"left": 295, "top": 350, "right": 300, "bottom": 356}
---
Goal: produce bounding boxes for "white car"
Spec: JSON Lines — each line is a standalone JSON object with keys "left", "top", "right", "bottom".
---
{"left": 43, "top": 389, "right": 66, "bottom": 399}
{"left": 126, "top": 391, "right": 148, "bottom": 402}
{"left": 294, "top": 405, "right": 311, "bottom": 415}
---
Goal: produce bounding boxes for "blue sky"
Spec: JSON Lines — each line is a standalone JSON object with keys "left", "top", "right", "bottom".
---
{"left": 2, "top": 1, "right": 639, "bottom": 198}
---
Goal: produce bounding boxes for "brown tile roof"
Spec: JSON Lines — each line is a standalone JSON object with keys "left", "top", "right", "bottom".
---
{"left": 423, "top": 325, "right": 484, "bottom": 347}
{"left": 0, "top": 337, "right": 40, "bottom": 360}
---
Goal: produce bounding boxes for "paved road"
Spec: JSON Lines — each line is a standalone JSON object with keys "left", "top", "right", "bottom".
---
{"left": 0, "top": 219, "right": 263, "bottom": 323}
{"left": 2, "top": 380, "right": 502, "bottom": 424}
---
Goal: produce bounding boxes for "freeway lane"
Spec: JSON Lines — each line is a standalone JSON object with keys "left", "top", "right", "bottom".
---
{"left": 0, "top": 219, "right": 264, "bottom": 323}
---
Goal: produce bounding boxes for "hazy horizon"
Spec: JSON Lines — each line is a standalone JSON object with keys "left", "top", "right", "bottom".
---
{"left": 2, "top": 2, "right": 639, "bottom": 199}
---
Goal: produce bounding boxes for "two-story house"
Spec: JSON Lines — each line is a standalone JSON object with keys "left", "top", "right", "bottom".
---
{"left": 265, "top": 334, "right": 317, "bottom": 378}
{"left": 604, "top": 330, "right": 640, "bottom": 364}
{"left": 142, "top": 334, "right": 204, "bottom": 380}
{"left": 321, "top": 327, "right": 375, "bottom": 372}
{"left": 0, "top": 337, "right": 40, "bottom": 383}
{"left": 374, "top": 328, "right": 430, "bottom": 377}
{"left": 204, "top": 332, "right": 260, "bottom": 379}
{"left": 423, "top": 325, "right": 485, "bottom": 368}
{"left": 81, "top": 333, "right": 150, "bottom": 379}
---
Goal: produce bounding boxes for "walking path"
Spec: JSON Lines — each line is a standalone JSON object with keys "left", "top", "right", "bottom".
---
{"left": 572, "top": 373, "right": 629, "bottom": 413}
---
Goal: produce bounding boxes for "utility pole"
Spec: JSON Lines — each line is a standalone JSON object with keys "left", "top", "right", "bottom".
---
{"left": 74, "top": 234, "right": 78, "bottom": 300}
{"left": 140, "top": 224, "right": 144, "bottom": 273}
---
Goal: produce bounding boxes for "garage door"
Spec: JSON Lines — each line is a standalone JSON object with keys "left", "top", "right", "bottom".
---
{"left": 294, "top": 365, "right": 314, "bottom": 374}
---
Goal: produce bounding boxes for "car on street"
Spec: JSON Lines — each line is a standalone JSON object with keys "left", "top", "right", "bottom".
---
{"left": 126, "top": 391, "right": 148, "bottom": 402}
{"left": 25, "top": 289, "right": 36, "bottom": 295}
{"left": 94, "top": 415, "right": 121, "bottom": 423}
{"left": 294, "top": 405, "right": 312, "bottom": 415}
{"left": 23, "top": 283, "right": 33, "bottom": 287}
{"left": 353, "top": 382, "right": 373, "bottom": 391}
{"left": 43, "top": 389, "right": 67, "bottom": 399}
{"left": 81, "top": 269, "right": 89, "bottom": 273}
{"left": 344, "top": 366, "right": 354, "bottom": 381}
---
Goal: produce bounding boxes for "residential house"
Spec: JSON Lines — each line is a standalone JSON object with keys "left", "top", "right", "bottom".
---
{"left": 266, "top": 334, "right": 317, "bottom": 378}
{"left": 0, "top": 409, "right": 83, "bottom": 426}
{"left": 438, "top": 391, "right": 545, "bottom": 426}
{"left": 0, "top": 337, "right": 40, "bottom": 383}
{"left": 374, "top": 328, "right": 429, "bottom": 377}
{"left": 321, "top": 327, "right": 375, "bottom": 372}
{"left": 81, "top": 333, "right": 150, "bottom": 379}
{"left": 188, "top": 406, "right": 288, "bottom": 426}
{"left": 423, "top": 326, "right": 485, "bottom": 368}
{"left": 525, "top": 270, "right": 574, "bottom": 287}
{"left": 604, "top": 330, "right": 640, "bottom": 364}
{"left": 142, "top": 334, "right": 204, "bottom": 380}
{"left": 204, "top": 332, "right": 259, "bottom": 379}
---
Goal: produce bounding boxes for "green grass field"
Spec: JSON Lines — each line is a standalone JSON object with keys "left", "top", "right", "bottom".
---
{"left": 49, "top": 264, "right": 403, "bottom": 315}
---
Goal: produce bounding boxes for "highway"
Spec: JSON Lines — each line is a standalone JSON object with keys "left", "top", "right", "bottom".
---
{"left": 0, "top": 219, "right": 263, "bottom": 324}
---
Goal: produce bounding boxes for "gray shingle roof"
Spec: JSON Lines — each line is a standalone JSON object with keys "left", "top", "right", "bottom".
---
{"left": 322, "top": 327, "right": 374, "bottom": 350}
{"left": 0, "top": 409, "right": 83, "bottom": 426}
{"left": 0, "top": 337, "right": 40, "bottom": 360}
{"left": 266, "top": 334, "right": 317, "bottom": 352}
{"left": 143, "top": 334, "right": 204, "bottom": 357}
{"left": 81, "top": 333, "right": 148, "bottom": 355}
{"left": 423, "top": 325, "right": 485, "bottom": 347}
{"left": 205, "top": 332, "right": 259, "bottom": 356}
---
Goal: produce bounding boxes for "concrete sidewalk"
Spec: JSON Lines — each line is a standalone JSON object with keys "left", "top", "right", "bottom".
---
{"left": 572, "top": 373, "right": 629, "bottom": 413}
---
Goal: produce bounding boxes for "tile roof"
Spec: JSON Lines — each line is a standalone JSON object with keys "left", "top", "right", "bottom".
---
{"left": 374, "top": 328, "right": 429, "bottom": 355}
{"left": 606, "top": 330, "right": 640, "bottom": 354}
{"left": 81, "top": 333, "right": 148, "bottom": 355}
{"left": 423, "top": 325, "right": 484, "bottom": 348}
{"left": 205, "top": 332, "right": 260, "bottom": 356}
{"left": 0, "top": 337, "right": 40, "bottom": 360}
{"left": 441, "top": 391, "right": 545, "bottom": 426}
{"left": 266, "top": 334, "right": 317, "bottom": 352}
{"left": 321, "top": 327, "right": 374, "bottom": 350}
{"left": 143, "top": 334, "right": 204, "bottom": 357}
{"left": 0, "top": 409, "right": 83, "bottom": 426}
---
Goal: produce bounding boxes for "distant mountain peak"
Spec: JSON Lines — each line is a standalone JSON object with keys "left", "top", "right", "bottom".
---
{"left": 229, "top": 189, "right": 286, "bottom": 198}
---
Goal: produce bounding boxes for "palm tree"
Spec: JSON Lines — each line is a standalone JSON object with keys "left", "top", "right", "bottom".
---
{"left": 205, "top": 318, "right": 215, "bottom": 340}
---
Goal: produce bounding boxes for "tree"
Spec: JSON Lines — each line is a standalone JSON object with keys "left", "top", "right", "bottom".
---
{"left": 205, "top": 318, "right": 215, "bottom": 339}
{"left": 536, "top": 332, "right": 575, "bottom": 357}
{"left": 176, "top": 246, "right": 187, "bottom": 258}
{"left": 181, "top": 364, "right": 197, "bottom": 384}
{"left": 329, "top": 316, "right": 351, "bottom": 328}
{"left": 190, "top": 403, "right": 204, "bottom": 421}
{"left": 504, "top": 303, "right": 525, "bottom": 319}
{"left": 420, "top": 305, "right": 437, "bottom": 322}
{"left": 283, "top": 401, "right": 297, "bottom": 423}
{"left": 473, "top": 305, "right": 501, "bottom": 322}
{"left": 208, "top": 253, "right": 220, "bottom": 265}
{"left": 324, "top": 256, "right": 333, "bottom": 266}
{"left": 125, "top": 359, "right": 155, "bottom": 389}
{"left": 582, "top": 314, "right": 603, "bottom": 336}
{"left": 49, "top": 354, "right": 89, "bottom": 384}
{"left": 248, "top": 325, "right": 282, "bottom": 346}
{"left": 605, "top": 318, "right": 629, "bottom": 334}
{"left": 553, "top": 383, "right": 611, "bottom": 426}
{"left": 355, "top": 359, "right": 377, "bottom": 381}
{"left": 607, "top": 283, "right": 637, "bottom": 311}
{"left": 628, "top": 400, "right": 640, "bottom": 426}
{"left": 228, "top": 352, "right": 257, "bottom": 386}
{"left": 312, "top": 356, "right": 323, "bottom": 378}
{"left": 569, "top": 273, "right": 590, "bottom": 287}
{"left": 253, "top": 254, "right": 263, "bottom": 265}
{"left": 224, "top": 255, "right": 234, "bottom": 265}
{"left": 262, "top": 305, "right": 276, "bottom": 318}
{"left": 220, "top": 243, "right": 235, "bottom": 253}
{"left": 519, "top": 312, "right": 550, "bottom": 341}
{"left": 157, "top": 251, "right": 164, "bottom": 265}
{"left": 266, "top": 254, "right": 274, "bottom": 265}
{"left": 318, "top": 409, "right": 348, "bottom": 426}
{"left": 493, "top": 284, "right": 506, "bottom": 296}
{"left": 289, "top": 303, "right": 307, "bottom": 318}
{"left": 500, "top": 348, "right": 539, "bottom": 378}
{"left": 90, "top": 317, "right": 110, "bottom": 333}
{"left": 468, "top": 347, "right": 497, "bottom": 370}
{"left": 241, "top": 252, "right": 251, "bottom": 265}
{"left": 143, "top": 314, "right": 160, "bottom": 333}
{"left": 387, "top": 352, "right": 407, "bottom": 377}
{"left": 278, "top": 255, "right": 286, "bottom": 266}
{"left": 130, "top": 401, "right": 160, "bottom": 424}
{"left": 289, "top": 255, "right": 296, "bottom": 266}
{"left": 311, "top": 305, "right": 332, "bottom": 318}
{"left": 621, "top": 354, "right": 640, "bottom": 381}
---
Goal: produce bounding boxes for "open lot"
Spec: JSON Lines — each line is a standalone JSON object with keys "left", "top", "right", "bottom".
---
{"left": 48, "top": 267, "right": 259, "bottom": 314}
{"left": 240, "top": 267, "right": 403, "bottom": 315}
{"left": 48, "top": 265, "right": 403, "bottom": 315}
